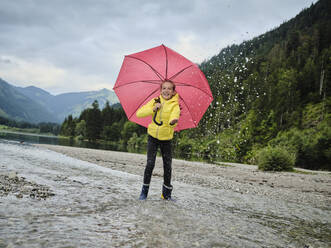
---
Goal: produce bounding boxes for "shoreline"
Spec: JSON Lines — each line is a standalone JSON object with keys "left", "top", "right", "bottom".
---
{"left": 0, "top": 129, "right": 58, "bottom": 138}
{"left": 35, "top": 144, "right": 330, "bottom": 208}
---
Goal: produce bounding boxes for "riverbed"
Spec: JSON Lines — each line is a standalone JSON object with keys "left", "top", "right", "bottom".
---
{"left": 0, "top": 140, "right": 330, "bottom": 247}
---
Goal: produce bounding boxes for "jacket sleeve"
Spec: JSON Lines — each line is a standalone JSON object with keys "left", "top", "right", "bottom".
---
{"left": 136, "top": 98, "right": 155, "bottom": 118}
{"left": 169, "top": 104, "right": 180, "bottom": 125}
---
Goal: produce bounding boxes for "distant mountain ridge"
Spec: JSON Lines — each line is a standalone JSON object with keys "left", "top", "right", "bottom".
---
{"left": 46, "top": 88, "right": 119, "bottom": 121}
{"left": 0, "top": 79, "right": 57, "bottom": 123}
{"left": 0, "top": 78, "right": 119, "bottom": 123}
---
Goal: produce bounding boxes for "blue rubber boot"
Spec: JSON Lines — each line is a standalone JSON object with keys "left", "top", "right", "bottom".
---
{"left": 139, "top": 185, "right": 149, "bottom": 200}
{"left": 161, "top": 184, "right": 173, "bottom": 200}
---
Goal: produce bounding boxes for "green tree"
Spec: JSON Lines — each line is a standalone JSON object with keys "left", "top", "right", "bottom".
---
{"left": 102, "top": 122, "right": 121, "bottom": 141}
{"left": 273, "top": 69, "right": 299, "bottom": 128}
{"left": 60, "top": 115, "right": 76, "bottom": 137}
{"left": 75, "top": 120, "right": 87, "bottom": 139}
{"left": 85, "top": 100, "right": 102, "bottom": 141}
{"left": 121, "top": 121, "right": 140, "bottom": 142}
{"left": 102, "top": 101, "right": 114, "bottom": 127}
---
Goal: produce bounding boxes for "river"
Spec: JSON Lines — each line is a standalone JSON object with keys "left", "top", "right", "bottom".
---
{"left": 0, "top": 139, "right": 330, "bottom": 247}
{"left": 0, "top": 130, "right": 122, "bottom": 151}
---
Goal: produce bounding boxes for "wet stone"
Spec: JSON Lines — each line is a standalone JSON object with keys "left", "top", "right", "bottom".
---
{"left": 15, "top": 193, "right": 23, "bottom": 198}
{"left": 8, "top": 171, "right": 18, "bottom": 179}
{"left": 0, "top": 173, "right": 55, "bottom": 200}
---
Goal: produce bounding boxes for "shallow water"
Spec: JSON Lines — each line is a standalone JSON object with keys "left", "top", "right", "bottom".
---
{"left": 0, "top": 140, "right": 330, "bottom": 248}
{"left": 0, "top": 130, "right": 123, "bottom": 152}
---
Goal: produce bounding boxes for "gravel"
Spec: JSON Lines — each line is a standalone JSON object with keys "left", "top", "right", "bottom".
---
{"left": 0, "top": 172, "right": 55, "bottom": 200}
{"left": 33, "top": 144, "right": 331, "bottom": 208}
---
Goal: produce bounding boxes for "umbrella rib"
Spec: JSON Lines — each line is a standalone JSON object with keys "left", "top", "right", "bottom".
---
{"left": 128, "top": 87, "right": 160, "bottom": 120}
{"left": 162, "top": 45, "right": 168, "bottom": 80}
{"left": 127, "top": 55, "right": 165, "bottom": 81}
{"left": 178, "top": 94, "right": 198, "bottom": 128}
{"left": 169, "top": 65, "right": 193, "bottom": 81}
{"left": 174, "top": 82, "right": 213, "bottom": 98}
{"left": 113, "top": 80, "right": 161, "bottom": 90}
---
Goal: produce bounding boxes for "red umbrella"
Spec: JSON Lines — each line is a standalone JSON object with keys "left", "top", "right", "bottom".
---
{"left": 113, "top": 44, "right": 213, "bottom": 131}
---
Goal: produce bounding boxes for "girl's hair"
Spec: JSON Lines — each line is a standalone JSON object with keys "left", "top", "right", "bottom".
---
{"left": 161, "top": 80, "right": 176, "bottom": 91}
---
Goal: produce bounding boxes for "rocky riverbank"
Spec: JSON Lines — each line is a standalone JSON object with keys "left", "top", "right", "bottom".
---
{"left": 35, "top": 144, "right": 330, "bottom": 208}
{"left": 1, "top": 141, "right": 330, "bottom": 247}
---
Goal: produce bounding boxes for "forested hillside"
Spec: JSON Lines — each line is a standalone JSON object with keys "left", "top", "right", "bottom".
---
{"left": 189, "top": 0, "right": 331, "bottom": 169}
{"left": 0, "top": 79, "right": 57, "bottom": 123}
{"left": 61, "top": 0, "right": 330, "bottom": 170}
{"left": 200, "top": 0, "right": 330, "bottom": 132}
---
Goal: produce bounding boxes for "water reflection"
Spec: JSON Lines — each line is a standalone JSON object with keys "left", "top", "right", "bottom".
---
{"left": 0, "top": 131, "right": 126, "bottom": 152}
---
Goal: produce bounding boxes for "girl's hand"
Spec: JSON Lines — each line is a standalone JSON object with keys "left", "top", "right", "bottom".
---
{"left": 170, "top": 119, "right": 178, "bottom": 125}
{"left": 153, "top": 103, "right": 161, "bottom": 112}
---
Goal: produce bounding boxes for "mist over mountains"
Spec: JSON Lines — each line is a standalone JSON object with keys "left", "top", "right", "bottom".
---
{"left": 0, "top": 78, "right": 118, "bottom": 123}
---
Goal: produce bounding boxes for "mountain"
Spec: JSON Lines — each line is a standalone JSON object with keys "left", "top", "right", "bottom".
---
{"left": 0, "top": 78, "right": 119, "bottom": 123}
{"left": 15, "top": 85, "right": 55, "bottom": 114}
{"left": 47, "top": 88, "right": 119, "bottom": 121}
{"left": 0, "top": 79, "right": 57, "bottom": 123}
{"left": 16, "top": 85, "right": 53, "bottom": 105}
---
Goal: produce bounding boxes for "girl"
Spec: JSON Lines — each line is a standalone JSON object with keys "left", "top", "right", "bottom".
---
{"left": 136, "top": 81, "right": 180, "bottom": 200}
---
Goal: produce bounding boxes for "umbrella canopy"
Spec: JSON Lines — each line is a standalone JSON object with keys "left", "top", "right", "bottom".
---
{"left": 113, "top": 44, "right": 213, "bottom": 131}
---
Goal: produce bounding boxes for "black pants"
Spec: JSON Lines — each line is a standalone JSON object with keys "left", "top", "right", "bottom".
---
{"left": 143, "top": 135, "right": 172, "bottom": 187}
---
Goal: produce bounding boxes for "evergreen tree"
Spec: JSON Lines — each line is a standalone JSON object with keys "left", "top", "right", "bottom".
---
{"left": 60, "top": 115, "right": 76, "bottom": 137}
{"left": 101, "top": 101, "right": 114, "bottom": 127}
{"left": 85, "top": 100, "right": 102, "bottom": 141}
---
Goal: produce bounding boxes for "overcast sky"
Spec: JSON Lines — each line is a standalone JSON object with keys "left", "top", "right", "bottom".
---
{"left": 0, "top": 0, "right": 317, "bottom": 95}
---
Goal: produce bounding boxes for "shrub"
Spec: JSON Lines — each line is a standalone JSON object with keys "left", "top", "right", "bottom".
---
{"left": 269, "top": 128, "right": 311, "bottom": 155}
{"left": 243, "top": 144, "right": 264, "bottom": 165}
{"left": 297, "top": 123, "right": 331, "bottom": 170}
{"left": 214, "top": 129, "right": 239, "bottom": 162}
{"left": 269, "top": 121, "right": 331, "bottom": 170}
{"left": 199, "top": 139, "right": 219, "bottom": 163}
{"left": 127, "top": 133, "right": 147, "bottom": 153}
{"left": 258, "top": 146, "right": 295, "bottom": 171}
{"left": 175, "top": 136, "right": 195, "bottom": 160}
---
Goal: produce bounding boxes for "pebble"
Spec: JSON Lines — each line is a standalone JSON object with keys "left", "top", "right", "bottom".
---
{"left": 0, "top": 172, "right": 55, "bottom": 200}
{"left": 8, "top": 171, "right": 18, "bottom": 179}
{"left": 16, "top": 193, "right": 23, "bottom": 198}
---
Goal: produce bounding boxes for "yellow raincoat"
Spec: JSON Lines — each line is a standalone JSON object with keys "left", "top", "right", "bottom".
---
{"left": 136, "top": 93, "right": 180, "bottom": 140}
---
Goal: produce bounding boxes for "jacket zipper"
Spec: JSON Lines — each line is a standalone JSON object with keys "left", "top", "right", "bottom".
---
{"left": 156, "top": 103, "right": 164, "bottom": 139}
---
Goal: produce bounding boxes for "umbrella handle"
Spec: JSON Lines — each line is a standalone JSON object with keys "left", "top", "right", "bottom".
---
{"left": 153, "top": 97, "right": 163, "bottom": 126}
{"left": 153, "top": 111, "right": 163, "bottom": 126}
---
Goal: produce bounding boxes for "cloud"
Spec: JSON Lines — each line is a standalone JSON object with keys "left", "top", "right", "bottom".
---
{"left": 0, "top": 55, "right": 110, "bottom": 94}
{"left": 0, "top": 56, "right": 65, "bottom": 85}
{"left": 0, "top": 0, "right": 318, "bottom": 94}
